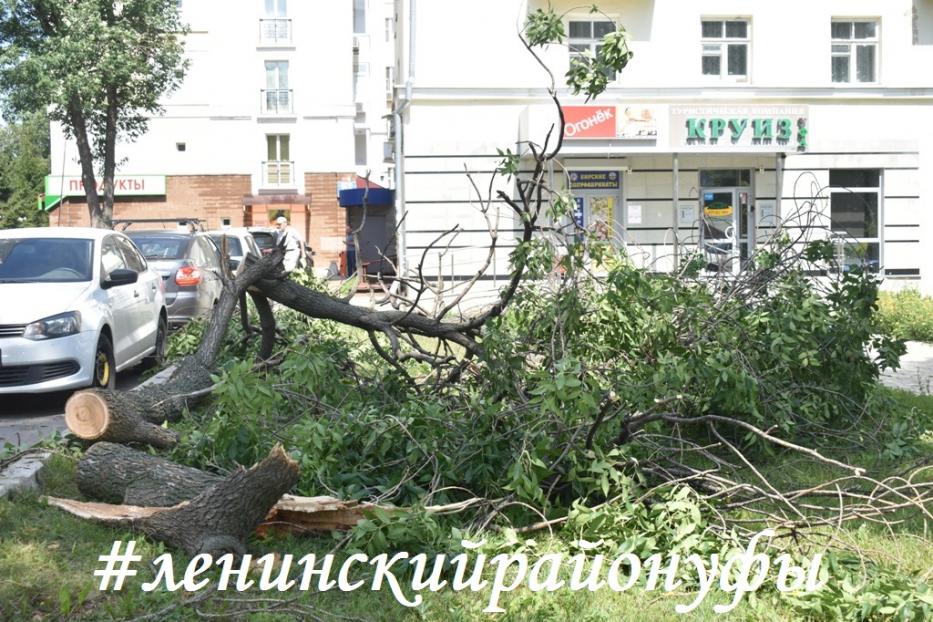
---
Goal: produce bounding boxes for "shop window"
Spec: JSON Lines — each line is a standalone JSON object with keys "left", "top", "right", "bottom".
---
{"left": 701, "top": 19, "right": 750, "bottom": 80}
{"left": 829, "top": 169, "right": 881, "bottom": 272}
{"left": 831, "top": 20, "right": 879, "bottom": 83}
{"left": 568, "top": 20, "right": 617, "bottom": 81}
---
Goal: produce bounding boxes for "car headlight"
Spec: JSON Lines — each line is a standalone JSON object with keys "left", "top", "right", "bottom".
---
{"left": 23, "top": 311, "right": 82, "bottom": 340}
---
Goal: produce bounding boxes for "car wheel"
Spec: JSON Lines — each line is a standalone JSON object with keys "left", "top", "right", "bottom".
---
{"left": 93, "top": 335, "right": 116, "bottom": 390}
{"left": 143, "top": 316, "right": 167, "bottom": 369}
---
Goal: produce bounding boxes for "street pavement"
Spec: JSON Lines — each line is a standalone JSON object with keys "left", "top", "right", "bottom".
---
{"left": 880, "top": 341, "right": 933, "bottom": 395}
{"left": 0, "top": 369, "right": 145, "bottom": 450}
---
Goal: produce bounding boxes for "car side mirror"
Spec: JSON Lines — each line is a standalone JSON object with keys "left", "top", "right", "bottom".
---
{"left": 103, "top": 268, "right": 138, "bottom": 289}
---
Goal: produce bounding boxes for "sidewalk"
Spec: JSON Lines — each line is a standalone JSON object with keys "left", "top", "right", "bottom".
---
{"left": 880, "top": 341, "right": 933, "bottom": 395}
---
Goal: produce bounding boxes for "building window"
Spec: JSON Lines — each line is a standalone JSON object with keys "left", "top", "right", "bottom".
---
{"left": 829, "top": 169, "right": 881, "bottom": 272}
{"left": 264, "top": 135, "right": 292, "bottom": 186}
{"left": 261, "top": 0, "right": 290, "bottom": 43}
{"left": 263, "top": 61, "right": 291, "bottom": 114}
{"left": 831, "top": 20, "right": 878, "bottom": 83}
{"left": 354, "top": 0, "right": 366, "bottom": 34}
{"left": 568, "top": 20, "right": 616, "bottom": 80}
{"left": 701, "top": 19, "right": 749, "bottom": 79}
{"left": 354, "top": 132, "right": 368, "bottom": 166}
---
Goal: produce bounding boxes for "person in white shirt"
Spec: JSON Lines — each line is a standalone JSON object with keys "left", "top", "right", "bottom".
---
{"left": 273, "top": 216, "right": 305, "bottom": 274}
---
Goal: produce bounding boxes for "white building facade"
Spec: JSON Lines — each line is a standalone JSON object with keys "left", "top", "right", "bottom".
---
{"left": 47, "top": 0, "right": 396, "bottom": 272}
{"left": 390, "top": 0, "right": 933, "bottom": 293}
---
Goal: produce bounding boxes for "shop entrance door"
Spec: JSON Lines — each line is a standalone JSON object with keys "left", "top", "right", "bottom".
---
{"left": 699, "top": 187, "right": 752, "bottom": 273}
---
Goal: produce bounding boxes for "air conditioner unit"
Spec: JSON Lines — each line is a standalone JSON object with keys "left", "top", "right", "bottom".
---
{"left": 383, "top": 141, "right": 394, "bottom": 163}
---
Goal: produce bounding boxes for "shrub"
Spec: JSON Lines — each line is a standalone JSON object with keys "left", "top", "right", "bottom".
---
{"left": 877, "top": 289, "right": 933, "bottom": 343}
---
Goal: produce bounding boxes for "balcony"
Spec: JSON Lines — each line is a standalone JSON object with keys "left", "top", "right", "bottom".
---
{"left": 260, "top": 89, "right": 293, "bottom": 115}
{"left": 262, "top": 161, "right": 294, "bottom": 187}
{"left": 259, "top": 18, "right": 292, "bottom": 44}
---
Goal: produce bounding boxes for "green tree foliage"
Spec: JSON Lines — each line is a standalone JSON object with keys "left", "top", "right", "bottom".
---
{"left": 0, "top": 111, "right": 48, "bottom": 228}
{"left": 0, "top": 0, "right": 188, "bottom": 227}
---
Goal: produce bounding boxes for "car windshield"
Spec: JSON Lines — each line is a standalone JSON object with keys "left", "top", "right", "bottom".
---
{"left": 128, "top": 235, "right": 189, "bottom": 260}
{"left": 0, "top": 237, "right": 93, "bottom": 283}
{"left": 209, "top": 235, "right": 243, "bottom": 257}
{"left": 252, "top": 232, "right": 276, "bottom": 249}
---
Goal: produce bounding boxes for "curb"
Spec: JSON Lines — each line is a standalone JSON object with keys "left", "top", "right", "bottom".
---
{"left": 0, "top": 364, "right": 178, "bottom": 499}
{"left": 0, "top": 450, "right": 52, "bottom": 499}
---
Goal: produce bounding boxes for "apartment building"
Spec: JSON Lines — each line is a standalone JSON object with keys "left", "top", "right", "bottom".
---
{"left": 390, "top": 0, "right": 933, "bottom": 293}
{"left": 44, "top": 0, "right": 396, "bottom": 271}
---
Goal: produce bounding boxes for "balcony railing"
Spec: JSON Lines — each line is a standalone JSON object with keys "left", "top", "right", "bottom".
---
{"left": 259, "top": 18, "right": 291, "bottom": 44}
{"left": 262, "top": 161, "right": 294, "bottom": 187}
{"left": 260, "top": 89, "right": 293, "bottom": 115}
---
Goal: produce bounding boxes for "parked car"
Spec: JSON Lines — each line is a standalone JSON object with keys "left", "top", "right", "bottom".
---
{"left": 208, "top": 228, "right": 263, "bottom": 271}
{"left": 0, "top": 227, "right": 167, "bottom": 393}
{"left": 126, "top": 231, "right": 224, "bottom": 329}
{"left": 247, "top": 227, "right": 278, "bottom": 256}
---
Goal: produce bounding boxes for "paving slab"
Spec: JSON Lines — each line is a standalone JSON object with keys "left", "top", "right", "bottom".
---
{"left": 0, "top": 450, "right": 52, "bottom": 498}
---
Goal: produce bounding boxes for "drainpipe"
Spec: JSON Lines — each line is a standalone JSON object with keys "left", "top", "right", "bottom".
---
{"left": 392, "top": 0, "right": 416, "bottom": 276}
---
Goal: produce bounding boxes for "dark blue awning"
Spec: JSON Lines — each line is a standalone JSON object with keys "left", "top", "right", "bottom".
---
{"left": 338, "top": 188, "right": 394, "bottom": 208}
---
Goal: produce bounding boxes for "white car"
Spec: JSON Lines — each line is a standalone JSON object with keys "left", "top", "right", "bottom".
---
{"left": 0, "top": 227, "right": 167, "bottom": 393}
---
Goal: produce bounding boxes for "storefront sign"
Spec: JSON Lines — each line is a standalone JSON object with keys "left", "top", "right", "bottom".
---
{"left": 563, "top": 106, "right": 616, "bottom": 138}
{"left": 670, "top": 106, "right": 808, "bottom": 151}
{"left": 568, "top": 170, "right": 620, "bottom": 190}
{"left": 562, "top": 105, "right": 657, "bottom": 140}
{"left": 45, "top": 175, "right": 167, "bottom": 197}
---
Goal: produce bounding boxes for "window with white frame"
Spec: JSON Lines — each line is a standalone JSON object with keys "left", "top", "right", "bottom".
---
{"left": 568, "top": 20, "right": 616, "bottom": 80}
{"left": 829, "top": 169, "right": 882, "bottom": 272}
{"left": 701, "top": 19, "right": 750, "bottom": 80}
{"left": 265, "top": 135, "right": 291, "bottom": 186}
{"left": 263, "top": 61, "right": 290, "bottom": 114}
{"left": 262, "top": 0, "right": 289, "bottom": 42}
{"left": 831, "top": 20, "right": 879, "bottom": 83}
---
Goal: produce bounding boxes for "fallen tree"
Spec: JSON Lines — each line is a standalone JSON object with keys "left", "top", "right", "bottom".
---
{"left": 48, "top": 445, "right": 299, "bottom": 557}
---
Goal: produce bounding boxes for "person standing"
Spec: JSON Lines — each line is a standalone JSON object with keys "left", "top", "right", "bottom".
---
{"left": 273, "top": 215, "right": 305, "bottom": 274}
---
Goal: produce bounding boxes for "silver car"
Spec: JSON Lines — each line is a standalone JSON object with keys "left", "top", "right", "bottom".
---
{"left": 208, "top": 228, "right": 263, "bottom": 271}
{"left": 0, "top": 227, "right": 167, "bottom": 393}
{"left": 126, "top": 231, "right": 224, "bottom": 329}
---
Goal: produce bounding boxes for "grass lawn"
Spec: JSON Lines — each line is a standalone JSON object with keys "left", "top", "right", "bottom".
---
{"left": 1, "top": 388, "right": 930, "bottom": 621}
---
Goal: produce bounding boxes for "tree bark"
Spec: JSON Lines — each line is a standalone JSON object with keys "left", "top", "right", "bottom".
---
{"left": 66, "top": 95, "right": 104, "bottom": 228}
{"left": 137, "top": 444, "right": 299, "bottom": 556}
{"left": 77, "top": 442, "right": 222, "bottom": 506}
{"left": 60, "top": 445, "right": 300, "bottom": 556}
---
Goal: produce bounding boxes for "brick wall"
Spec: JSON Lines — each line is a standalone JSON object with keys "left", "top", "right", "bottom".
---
{"left": 49, "top": 175, "right": 252, "bottom": 230}
{"left": 305, "top": 172, "right": 354, "bottom": 270}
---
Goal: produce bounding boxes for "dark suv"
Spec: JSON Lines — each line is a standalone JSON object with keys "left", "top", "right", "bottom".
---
{"left": 126, "top": 231, "right": 224, "bottom": 328}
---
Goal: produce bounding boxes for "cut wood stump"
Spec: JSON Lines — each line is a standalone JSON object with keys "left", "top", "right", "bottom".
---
{"left": 65, "top": 391, "right": 180, "bottom": 449}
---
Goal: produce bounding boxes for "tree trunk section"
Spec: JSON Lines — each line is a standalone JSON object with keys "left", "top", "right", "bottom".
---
{"left": 77, "top": 441, "right": 221, "bottom": 506}
{"left": 138, "top": 444, "right": 299, "bottom": 556}
{"left": 65, "top": 392, "right": 179, "bottom": 449}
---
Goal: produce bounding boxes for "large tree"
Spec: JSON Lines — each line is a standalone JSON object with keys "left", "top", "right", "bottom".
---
{"left": 0, "top": 110, "right": 49, "bottom": 228}
{"left": 0, "top": 0, "right": 188, "bottom": 228}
